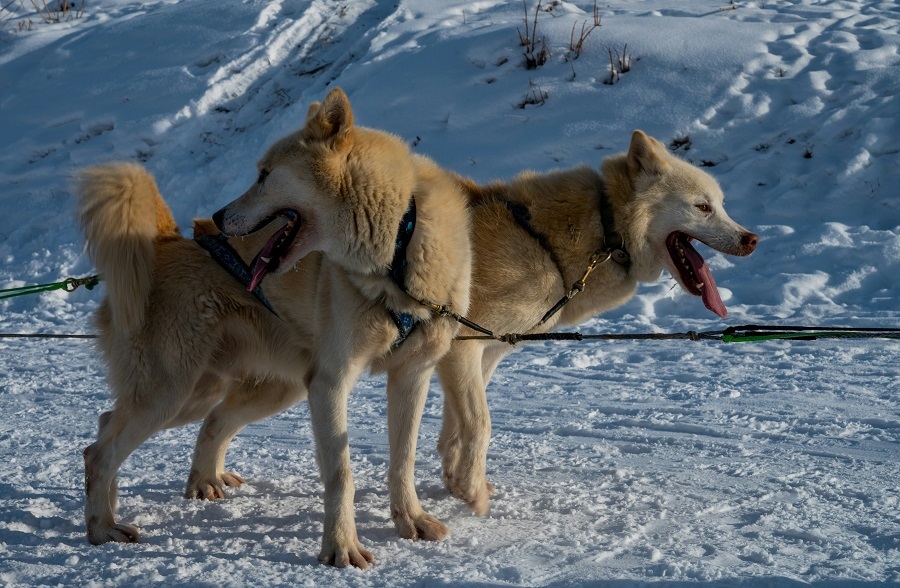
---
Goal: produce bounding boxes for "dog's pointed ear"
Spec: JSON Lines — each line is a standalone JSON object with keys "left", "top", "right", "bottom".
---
{"left": 192, "top": 217, "right": 220, "bottom": 238}
{"left": 303, "top": 88, "right": 354, "bottom": 147}
{"left": 305, "top": 101, "right": 321, "bottom": 123}
{"left": 627, "top": 130, "right": 671, "bottom": 177}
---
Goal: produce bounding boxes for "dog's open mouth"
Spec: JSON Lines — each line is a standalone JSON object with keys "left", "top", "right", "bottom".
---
{"left": 247, "top": 210, "right": 301, "bottom": 292}
{"left": 665, "top": 231, "right": 727, "bottom": 318}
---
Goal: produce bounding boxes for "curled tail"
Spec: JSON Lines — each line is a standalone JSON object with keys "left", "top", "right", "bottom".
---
{"left": 76, "top": 163, "right": 180, "bottom": 335}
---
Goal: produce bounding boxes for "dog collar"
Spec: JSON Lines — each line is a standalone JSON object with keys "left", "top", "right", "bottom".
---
{"left": 386, "top": 197, "right": 420, "bottom": 347}
{"left": 389, "top": 197, "right": 417, "bottom": 291}
{"left": 195, "top": 234, "right": 279, "bottom": 317}
{"left": 597, "top": 180, "right": 630, "bottom": 267}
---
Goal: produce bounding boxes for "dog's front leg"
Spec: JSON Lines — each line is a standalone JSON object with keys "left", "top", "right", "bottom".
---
{"left": 307, "top": 360, "right": 374, "bottom": 569}
{"left": 387, "top": 363, "right": 450, "bottom": 541}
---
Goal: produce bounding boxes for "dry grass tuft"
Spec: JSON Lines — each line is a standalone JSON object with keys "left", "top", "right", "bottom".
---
{"left": 568, "top": 0, "right": 600, "bottom": 60}
{"left": 1, "top": 0, "right": 83, "bottom": 30}
{"left": 603, "top": 43, "right": 633, "bottom": 85}
{"left": 518, "top": 0, "right": 549, "bottom": 69}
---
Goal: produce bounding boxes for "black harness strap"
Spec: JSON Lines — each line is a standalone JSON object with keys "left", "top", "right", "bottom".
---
{"left": 195, "top": 234, "right": 279, "bottom": 317}
{"left": 596, "top": 179, "right": 630, "bottom": 267}
{"left": 389, "top": 197, "right": 417, "bottom": 291}
{"left": 387, "top": 197, "right": 498, "bottom": 342}
{"left": 533, "top": 180, "right": 631, "bottom": 327}
{"left": 386, "top": 198, "right": 421, "bottom": 347}
{"left": 504, "top": 200, "right": 568, "bottom": 283}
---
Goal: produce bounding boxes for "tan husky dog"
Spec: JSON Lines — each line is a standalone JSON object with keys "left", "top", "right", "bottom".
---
{"left": 181, "top": 130, "right": 758, "bottom": 537}
{"left": 436, "top": 130, "right": 758, "bottom": 514}
{"left": 77, "top": 88, "right": 471, "bottom": 568}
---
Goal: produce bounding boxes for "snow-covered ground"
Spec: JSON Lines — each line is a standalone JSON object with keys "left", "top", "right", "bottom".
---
{"left": 1, "top": 0, "right": 898, "bottom": 585}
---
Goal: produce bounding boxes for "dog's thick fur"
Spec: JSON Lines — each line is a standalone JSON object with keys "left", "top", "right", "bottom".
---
{"left": 436, "top": 130, "right": 758, "bottom": 513}
{"left": 77, "top": 88, "right": 471, "bottom": 568}
{"left": 181, "top": 130, "right": 758, "bottom": 530}
{"left": 179, "top": 131, "right": 758, "bottom": 532}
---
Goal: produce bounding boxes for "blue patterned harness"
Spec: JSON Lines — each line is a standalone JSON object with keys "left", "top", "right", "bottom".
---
{"left": 195, "top": 234, "right": 279, "bottom": 316}
{"left": 386, "top": 198, "right": 420, "bottom": 346}
{"left": 196, "top": 199, "right": 420, "bottom": 346}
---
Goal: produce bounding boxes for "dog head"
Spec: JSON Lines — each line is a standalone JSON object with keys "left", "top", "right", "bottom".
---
{"left": 212, "top": 88, "right": 417, "bottom": 290}
{"left": 613, "top": 130, "right": 758, "bottom": 318}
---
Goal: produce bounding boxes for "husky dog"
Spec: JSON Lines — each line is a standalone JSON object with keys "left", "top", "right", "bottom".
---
{"left": 436, "top": 130, "right": 758, "bottom": 513}
{"left": 165, "top": 130, "right": 757, "bottom": 545}
{"left": 77, "top": 88, "right": 471, "bottom": 568}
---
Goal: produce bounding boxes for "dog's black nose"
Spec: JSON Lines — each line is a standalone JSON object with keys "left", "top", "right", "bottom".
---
{"left": 212, "top": 208, "right": 226, "bottom": 231}
{"left": 741, "top": 232, "right": 759, "bottom": 254}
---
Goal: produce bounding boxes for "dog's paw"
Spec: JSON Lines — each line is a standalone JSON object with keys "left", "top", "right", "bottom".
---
{"left": 445, "top": 474, "right": 493, "bottom": 516}
{"left": 318, "top": 539, "right": 375, "bottom": 569}
{"left": 392, "top": 509, "right": 450, "bottom": 542}
{"left": 184, "top": 469, "right": 244, "bottom": 500}
{"left": 87, "top": 522, "right": 141, "bottom": 545}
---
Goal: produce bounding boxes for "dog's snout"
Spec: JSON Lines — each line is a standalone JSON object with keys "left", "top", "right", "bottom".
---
{"left": 212, "top": 208, "right": 226, "bottom": 232}
{"left": 740, "top": 231, "right": 759, "bottom": 255}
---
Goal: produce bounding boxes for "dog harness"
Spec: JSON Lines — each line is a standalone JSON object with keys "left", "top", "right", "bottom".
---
{"left": 195, "top": 202, "right": 420, "bottom": 346}
{"left": 195, "top": 234, "right": 279, "bottom": 316}
{"left": 504, "top": 180, "right": 630, "bottom": 274}
{"left": 595, "top": 179, "right": 631, "bottom": 268}
{"left": 386, "top": 198, "right": 420, "bottom": 347}
{"left": 501, "top": 179, "right": 631, "bottom": 327}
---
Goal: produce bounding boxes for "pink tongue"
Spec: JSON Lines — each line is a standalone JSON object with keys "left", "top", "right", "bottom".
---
{"left": 247, "top": 228, "right": 284, "bottom": 292}
{"left": 682, "top": 243, "right": 728, "bottom": 318}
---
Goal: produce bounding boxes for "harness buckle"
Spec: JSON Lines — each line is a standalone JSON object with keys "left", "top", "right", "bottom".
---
{"left": 612, "top": 248, "right": 630, "bottom": 265}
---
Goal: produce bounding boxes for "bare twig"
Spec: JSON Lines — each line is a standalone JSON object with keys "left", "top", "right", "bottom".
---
{"left": 27, "top": 0, "right": 82, "bottom": 23}
{"left": 568, "top": 0, "right": 600, "bottom": 60}
{"left": 603, "top": 47, "right": 619, "bottom": 85}
{"left": 616, "top": 43, "right": 631, "bottom": 72}
{"left": 518, "top": 79, "right": 549, "bottom": 108}
{"left": 603, "top": 43, "right": 633, "bottom": 84}
{"left": 519, "top": 0, "right": 548, "bottom": 69}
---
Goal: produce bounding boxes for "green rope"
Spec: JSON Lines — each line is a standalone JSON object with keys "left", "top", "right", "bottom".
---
{"left": 0, "top": 275, "right": 101, "bottom": 300}
{"left": 721, "top": 325, "right": 900, "bottom": 343}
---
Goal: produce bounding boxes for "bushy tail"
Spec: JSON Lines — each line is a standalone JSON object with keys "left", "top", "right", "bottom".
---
{"left": 75, "top": 163, "right": 180, "bottom": 335}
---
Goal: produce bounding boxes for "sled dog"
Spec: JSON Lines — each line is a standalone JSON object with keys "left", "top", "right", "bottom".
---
{"left": 436, "top": 130, "right": 758, "bottom": 513}
{"left": 166, "top": 130, "right": 757, "bottom": 541}
{"left": 77, "top": 88, "right": 471, "bottom": 568}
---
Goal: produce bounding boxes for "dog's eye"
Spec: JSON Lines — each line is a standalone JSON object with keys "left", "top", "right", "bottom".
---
{"left": 257, "top": 169, "right": 269, "bottom": 184}
{"left": 696, "top": 203, "right": 712, "bottom": 214}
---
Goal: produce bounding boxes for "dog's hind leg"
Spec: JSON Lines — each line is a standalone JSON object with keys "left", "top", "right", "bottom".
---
{"left": 437, "top": 389, "right": 461, "bottom": 490}
{"left": 436, "top": 340, "right": 493, "bottom": 515}
{"left": 185, "top": 377, "right": 308, "bottom": 500}
{"left": 387, "top": 363, "right": 449, "bottom": 542}
{"left": 84, "top": 401, "right": 173, "bottom": 545}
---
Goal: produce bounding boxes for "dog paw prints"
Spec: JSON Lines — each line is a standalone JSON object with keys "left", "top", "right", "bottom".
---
{"left": 27, "top": 146, "right": 58, "bottom": 164}
{"left": 189, "top": 52, "right": 225, "bottom": 76}
{"left": 27, "top": 118, "right": 116, "bottom": 165}
{"left": 668, "top": 136, "right": 728, "bottom": 167}
{"left": 472, "top": 52, "right": 516, "bottom": 86}
{"left": 670, "top": 136, "right": 692, "bottom": 152}
{"left": 135, "top": 137, "right": 158, "bottom": 162}
{"left": 543, "top": 147, "right": 566, "bottom": 163}
{"left": 73, "top": 121, "right": 114, "bottom": 145}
